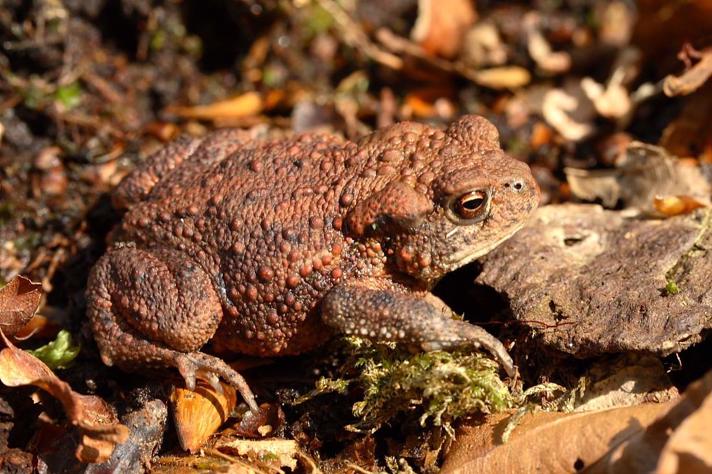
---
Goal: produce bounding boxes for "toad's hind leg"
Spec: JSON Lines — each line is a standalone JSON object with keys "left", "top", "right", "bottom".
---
{"left": 86, "top": 245, "right": 258, "bottom": 411}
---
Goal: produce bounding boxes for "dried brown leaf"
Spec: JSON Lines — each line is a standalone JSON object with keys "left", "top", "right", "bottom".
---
{"left": 0, "top": 331, "right": 128, "bottom": 463}
{"left": 460, "top": 22, "right": 507, "bottom": 68}
{"left": 565, "top": 142, "right": 711, "bottom": 210}
{"left": 660, "top": 83, "right": 712, "bottom": 159}
{"left": 664, "top": 47, "right": 712, "bottom": 97}
{"left": 471, "top": 66, "right": 531, "bottom": 90}
{"left": 411, "top": 0, "right": 476, "bottom": 59}
{"left": 524, "top": 13, "right": 571, "bottom": 74}
{"left": 542, "top": 83, "right": 596, "bottom": 141}
{"left": 0, "top": 276, "right": 42, "bottom": 337}
{"left": 657, "top": 380, "right": 712, "bottom": 473}
{"left": 444, "top": 371, "right": 712, "bottom": 474}
{"left": 441, "top": 403, "right": 668, "bottom": 473}
{"left": 587, "top": 371, "right": 712, "bottom": 473}
{"left": 171, "top": 380, "right": 237, "bottom": 452}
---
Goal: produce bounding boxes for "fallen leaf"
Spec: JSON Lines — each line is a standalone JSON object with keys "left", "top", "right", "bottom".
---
{"left": 460, "top": 21, "right": 507, "bottom": 68}
{"left": 542, "top": 83, "right": 596, "bottom": 141}
{"left": 443, "top": 370, "right": 712, "bottom": 474}
{"left": 653, "top": 195, "right": 707, "bottom": 217}
{"left": 574, "top": 355, "right": 679, "bottom": 412}
{"left": 524, "top": 13, "right": 571, "bottom": 74}
{"left": 0, "top": 276, "right": 42, "bottom": 337}
{"left": 166, "top": 92, "right": 263, "bottom": 122}
{"left": 565, "top": 142, "right": 711, "bottom": 210}
{"left": 587, "top": 370, "right": 712, "bottom": 473}
{"left": 441, "top": 404, "right": 667, "bottom": 473}
{"left": 0, "top": 331, "right": 128, "bottom": 463}
{"left": 171, "top": 380, "right": 237, "bottom": 452}
{"left": 411, "top": 0, "right": 476, "bottom": 59}
{"left": 215, "top": 438, "right": 299, "bottom": 471}
{"left": 664, "top": 46, "right": 712, "bottom": 97}
{"left": 657, "top": 379, "right": 712, "bottom": 473}
{"left": 470, "top": 66, "right": 531, "bottom": 90}
{"left": 660, "top": 82, "right": 712, "bottom": 159}
{"left": 229, "top": 402, "right": 284, "bottom": 439}
{"left": 580, "top": 77, "right": 632, "bottom": 119}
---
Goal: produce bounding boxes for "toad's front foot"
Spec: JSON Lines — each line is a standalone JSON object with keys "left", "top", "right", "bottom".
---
{"left": 322, "top": 279, "right": 516, "bottom": 377}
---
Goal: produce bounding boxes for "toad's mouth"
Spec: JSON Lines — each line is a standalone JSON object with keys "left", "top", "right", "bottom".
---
{"left": 446, "top": 221, "right": 527, "bottom": 270}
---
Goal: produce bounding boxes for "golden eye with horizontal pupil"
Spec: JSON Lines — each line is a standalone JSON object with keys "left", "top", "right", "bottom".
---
{"left": 453, "top": 190, "right": 489, "bottom": 220}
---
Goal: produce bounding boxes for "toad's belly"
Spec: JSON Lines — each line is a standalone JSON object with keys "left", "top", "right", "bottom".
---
{"left": 209, "top": 303, "right": 333, "bottom": 357}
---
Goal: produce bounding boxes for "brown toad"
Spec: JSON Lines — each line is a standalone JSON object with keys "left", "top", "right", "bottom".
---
{"left": 86, "top": 115, "right": 539, "bottom": 410}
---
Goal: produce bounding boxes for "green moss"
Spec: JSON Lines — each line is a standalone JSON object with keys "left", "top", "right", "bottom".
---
{"left": 28, "top": 330, "right": 81, "bottom": 370}
{"left": 54, "top": 82, "right": 82, "bottom": 109}
{"left": 301, "top": 338, "right": 512, "bottom": 432}
{"left": 665, "top": 280, "right": 680, "bottom": 295}
{"left": 303, "top": 4, "right": 334, "bottom": 38}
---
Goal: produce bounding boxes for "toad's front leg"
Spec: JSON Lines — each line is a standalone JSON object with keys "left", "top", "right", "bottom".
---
{"left": 86, "top": 245, "right": 258, "bottom": 411}
{"left": 321, "top": 279, "right": 515, "bottom": 377}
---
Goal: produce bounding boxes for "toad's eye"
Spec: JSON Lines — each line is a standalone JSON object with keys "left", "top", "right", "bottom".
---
{"left": 448, "top": 189, "right": 491, "bottom": 223}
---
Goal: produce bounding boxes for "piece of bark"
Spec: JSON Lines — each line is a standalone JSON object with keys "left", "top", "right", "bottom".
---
{"left": 476, "top": 204, "right": 712, "bottom": 357}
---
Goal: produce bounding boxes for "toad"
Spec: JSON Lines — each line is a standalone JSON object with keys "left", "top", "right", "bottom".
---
{"left": 86, "top": 115, "right": 539, "bottom": 411}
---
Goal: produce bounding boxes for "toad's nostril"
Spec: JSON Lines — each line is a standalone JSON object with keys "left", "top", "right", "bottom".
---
{"left": 505, "top": 180, "right": 526, "bottom": 192}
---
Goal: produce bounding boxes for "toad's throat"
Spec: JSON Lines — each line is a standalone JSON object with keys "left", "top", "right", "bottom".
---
{"left": 446, "top": 222, "right": 526, "bottom": 270}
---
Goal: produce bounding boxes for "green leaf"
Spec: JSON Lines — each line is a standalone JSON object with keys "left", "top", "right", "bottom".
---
{"left": 28, "top": 330, "right": 80, "bottom": 370}
{"left": 54, "top": 82, "right": 82, "bottom": 110}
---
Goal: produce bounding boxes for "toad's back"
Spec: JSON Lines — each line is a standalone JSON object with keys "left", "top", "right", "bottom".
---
{"left": 110, "top": 129, "right": 384, "bottom": 356}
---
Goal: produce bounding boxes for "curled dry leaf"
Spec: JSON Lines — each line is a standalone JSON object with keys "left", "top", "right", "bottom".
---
{"left": 230, "top": 402, "right": 285, "bottom": 439}
{"left": 542, "top": 83, "right": 596, "bottom": 141}
{"left": 565, "top": 142, "right": 711, "bottom": 210}
{"left": 460, "top": 21, "right": 507, "bottom": 68}
{"left": 411, "top": 0, "right": 476, "bottom": 59}
{"left": 0, "top": 276, "right": 43, "bottom": 337}
{"left": 659, "top": 82, "right": 712, "bottom": 159}
{"left": 171, "top": 380, "right": 237, "bottom": 452}
{"left": 523, "top": 13, "right": 571, "bottom": 74}
{"left": 580, "top": 77, "right": 632, "bottom": 120}
{"left": 663, "top": 46, "right": 712, "bottom": 97}
{"left": 165, "top": 92, "right": 263, "bottom": 122}
{"left": 0, "top": 332, "right": 128, "bottom": 463}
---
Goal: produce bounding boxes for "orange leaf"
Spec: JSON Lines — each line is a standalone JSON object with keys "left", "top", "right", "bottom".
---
{"left": 166, "top": 92, "right": 263, "bottom": 122}
{"left": 653, "top": 195, "right": 706, "bottom": 217}
{"left": 411, "top": 0, "right": 476, "bottom": 58}
{"left": 171, "top": 381, "right": 237, "bottom": 452}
